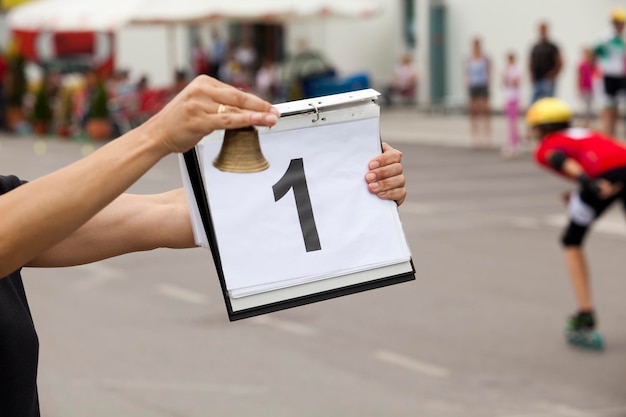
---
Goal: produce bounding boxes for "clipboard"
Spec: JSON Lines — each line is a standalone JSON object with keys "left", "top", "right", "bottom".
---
{"left": 180, "top": 89, "right": 415, "bottom": 321}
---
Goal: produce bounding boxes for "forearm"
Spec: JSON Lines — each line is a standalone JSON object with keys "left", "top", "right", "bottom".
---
{"left": 0, "top": 75, "right": 279, "bottom": 276}
{"left": 26, "top": 189, "right": 195, "bottom": 268}
{"left": 0, "top": 123, "right": 168, "bottom": 275}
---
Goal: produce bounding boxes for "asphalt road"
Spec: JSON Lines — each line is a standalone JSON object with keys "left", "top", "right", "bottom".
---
{"left": 2, "top": 132, "right": 626, "bottom": 417}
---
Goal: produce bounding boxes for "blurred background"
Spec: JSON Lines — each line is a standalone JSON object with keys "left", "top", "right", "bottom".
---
{"left": 2, "top": 1, "right": 626, "bottom": 416}
{"left": 0, "top": 0, "right": 622, "bottom": 138}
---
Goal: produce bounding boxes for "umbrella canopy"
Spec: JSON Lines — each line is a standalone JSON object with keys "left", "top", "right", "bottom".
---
{"left": 131, "top": 0, "right": 381, "bottom": 23}
{"left": 8, "top": 0, "right": 382, "bottom": 30}
{"left": 7, "top": 0, "right": 141, "bottom": 31}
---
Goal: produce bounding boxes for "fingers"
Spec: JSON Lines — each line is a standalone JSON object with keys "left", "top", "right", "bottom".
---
{"left": 369, "top": 142, "right": 402, "bottom": 170}
{"left": 196, "top": 75, "right": 279, "bottom": 115}
{"left": 210, "top": 111, "right": 279, "bottom": 130}
{"left": 366, "top": 143, "right": 404, "bottom": 183}
{"left": 598, "top": 180, "right": 623, "bottom": 199}
{"left": 376, "top": 187, "right": 407, "bottom": 206}
{"left": 365, "top": 143, "right": 406, "bottom": 205}
{"left": 193, "top": 77, "right": 280, "bottom": 126}
{"left": 366, "top": 162, "right": 403, "bottom": 185}
{"left": 368, "top": 174, "right": 406, "bottom": 206}
{"left": 607, "top": 182, "right": 624, "bottom": 198}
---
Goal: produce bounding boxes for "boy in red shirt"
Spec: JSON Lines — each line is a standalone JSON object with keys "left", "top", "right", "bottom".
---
{"left": 527, "top": 97, "right": 626, "bottom": 349}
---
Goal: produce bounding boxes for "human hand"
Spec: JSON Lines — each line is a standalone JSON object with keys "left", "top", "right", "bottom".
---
{"left": 578, "top": 174, "right": 623, "bottom": 199}
{"left": 596, "top": 179, "right": 623, "bottom": 199}
{"left": 142, "top": 75, "right": 279, "bottom": 154}
{"left": 365, "top": 143, "right": 406, "bottom": 206}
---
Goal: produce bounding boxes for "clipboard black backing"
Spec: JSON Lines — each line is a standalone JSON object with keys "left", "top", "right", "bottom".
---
{"left": 183, "top": 145, "right": 415, "bottom": 322}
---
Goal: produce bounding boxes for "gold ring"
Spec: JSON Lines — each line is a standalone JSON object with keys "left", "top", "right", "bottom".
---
{"left": 217, "top": 103, "right": 227, "bottom": 114}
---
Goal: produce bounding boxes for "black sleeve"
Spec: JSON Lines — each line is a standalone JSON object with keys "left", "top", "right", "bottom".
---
{"left": 0, "top": 175, "right": 26, "bottom": 195}
{"left": 547, "top": 150, "right": 568, "bottom": 170}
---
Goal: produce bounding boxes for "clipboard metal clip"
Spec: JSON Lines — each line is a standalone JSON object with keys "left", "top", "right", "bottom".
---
{"left": 309, "top": 103, "right": 321, "bottom": 123}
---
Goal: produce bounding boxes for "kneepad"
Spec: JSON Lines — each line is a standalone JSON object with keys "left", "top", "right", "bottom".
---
{"left": 568, "top": 192, "right": 595, "bottom": 226}
{"left": 561, "top": 222, "right": 588, "bottom": 247}
{"left": 562, "top": 193, "right": 595, "bottom": 247}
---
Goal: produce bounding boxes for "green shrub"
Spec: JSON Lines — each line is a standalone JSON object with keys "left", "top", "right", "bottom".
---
{"left": 88, "top": 82, "right": 109, "bottom": 119}
{"left": 32, "top": 85, "right": 52, "bottom": 122}
{"left": 7, "top": 53, "right": 26, "bottom": 108}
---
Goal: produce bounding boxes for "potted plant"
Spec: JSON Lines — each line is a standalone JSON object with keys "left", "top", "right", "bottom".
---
{"left": 31, "top": 83, "right": 53, "bottom": 135}
{"left": 86, "top": 81, "right": 111, "bottom": 140}
{"left": 56, "top": 88, "right": 74, "bottom": 138}
{"left": 6, "top": 52, "right": 27, "bottom": 132}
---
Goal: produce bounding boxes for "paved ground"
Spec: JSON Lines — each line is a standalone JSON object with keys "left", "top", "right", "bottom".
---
{"left": 2, "top": 110, "right": 626, "bottom": 417}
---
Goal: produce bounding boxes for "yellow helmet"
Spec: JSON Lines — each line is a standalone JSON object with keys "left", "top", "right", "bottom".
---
{"left": 526, "top": 98, "right": 572, "bottom": 127}
{"left": 611, "top": 7, "right": 626, "bottom": 23}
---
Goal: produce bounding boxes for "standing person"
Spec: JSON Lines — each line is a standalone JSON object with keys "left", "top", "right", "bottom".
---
{"left": 577, "top": 47, "right": 599, "bottom": 128}
{"left": 465, "top": 38, "right": 491, "bottom": 148}
{"left": 172, "top": 69, "right": 189, "bottom": 95}
{"left": 72, "top": 68, "right": 99, "bottom": 134}
{"left": 0, "top": 48, "right": 8, "bottom": 131}
{"left": 526, "top": 97, "right": 626, "bottom": 350}
{"left": 385, "top": 53, "right": 418, "bottom": 106}
{"left": 502, "top": 52, "right": 522, "bottom": 158}
{"left": 0, "top": 74, "right": 409, "bottom": 416}
{"left": 529, "top": 22, "right": 563, "bottom": 103}
{"left": 208, "top": 29, "right": 227, "bottom": 80}
{"left": 594, "top": 7, "right": 626, "bottom": 137}
{"left": 191, "top": 38, "right": 209, "bottom": 77}
{"left": 255, "top": 57, "right": 281, "bottom": 102}
{"left": 234, "top": 39, "right": 257, "bottom": 87}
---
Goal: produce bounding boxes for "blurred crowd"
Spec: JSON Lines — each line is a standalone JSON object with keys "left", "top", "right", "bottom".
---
{"left": 0, "top": 30, "right": 346, "bottom": 140}
{"left": 463, "top": 8, "right": 626, "bottom": 157}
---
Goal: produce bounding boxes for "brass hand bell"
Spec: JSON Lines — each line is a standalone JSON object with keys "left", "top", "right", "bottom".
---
{"left": 213, "top": 126, "right": 270, "bottom": 173}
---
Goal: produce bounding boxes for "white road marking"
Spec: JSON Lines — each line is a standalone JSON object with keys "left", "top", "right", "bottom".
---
{"left": 545, "top": 214, "right": 626, "bottom": 237}
{"left": 375, "top": 350, "right": 450, "bottom": 379}
{"left": 510, "top": 216, "right": 541, "bottom": 229}
{"left": 100, "top": 378, "right": 266, "bottom": 395}
{"left": 156, "top": 284, "right": 207, "bottom": 305}
{"left": 71, "top": 263, "right": 125, "bottom": 291}
{"left": 250, "top": 315, "right": 317, "bottom": 337}
{"left": 498, "top": 402, "right": 626, "bottom": 417}
{"left": 381, "top": 131, "right": 472, "bottom": 146}
{"left": 512, "top": 212, "right": 626, "bottom": 239}
{"left": 39, "top": 376, "right": 265, "bottom": 395}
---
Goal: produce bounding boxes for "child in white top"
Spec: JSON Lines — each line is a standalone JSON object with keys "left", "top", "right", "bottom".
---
{"left": 502, "top": 52, "right": 521, "bottom": 157}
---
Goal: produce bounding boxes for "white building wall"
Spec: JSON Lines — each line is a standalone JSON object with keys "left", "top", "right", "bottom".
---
{"left": 114, "top": 1, "right": 405, "bottom": 91}
{"left": 285, "top": 1, "right": 404, "bottom": 92}
{"left": 116, "top": 25, "right": 191, "bottom": 88}
{"left": 444, "top": 0, "right": 625, "bottom": 113}
{"left": 10, "top": 0, "right": 626, "bottom": 112}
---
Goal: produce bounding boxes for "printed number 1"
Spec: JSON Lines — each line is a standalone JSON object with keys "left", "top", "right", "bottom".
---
{"left": 272, "top": 158, "right": 322, "bottom": 252}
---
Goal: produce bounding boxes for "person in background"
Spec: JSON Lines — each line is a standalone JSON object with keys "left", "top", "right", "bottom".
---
{"left": 72, "top": 68, "right": 99, "bottom": 133}
{"left": 255, "top": 57, "right": 281, "bottom": 102}
{"left": 385, "top": 53, "right": 418, "bottom": 106}
{"left": 0, "top": 49, "right": 7, "bottom": 130}
{"left": 208, "top": 29, "right": 227, "bottom": 80}
{"left": 107, "top": 69, "right": 135, "bottom": 135}
{"left": 465, "top": 37, "right": 492, "bottom": 148}
{"left": 234, "top": 39, "right": 257, "bottom": 87}
{"left": 577, "top": 47, "right": 599, "bottom": 128}
{"left": 529, "top": 21, "right": 563, "bottom": 103}
{"left": 192, "top": 38, "right": 209, "bottom": 77}
{"left": 171, "top": 69, "right": 189, "bottom": 96}
{"left": 594, "top": 7, "right": 626, "bottom": 137}
{"left": 502, "top": 52, "right": 522, "bottom": 158}
{"left": 219, "top": 49, "right": 245, "bottom": 88}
